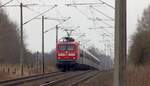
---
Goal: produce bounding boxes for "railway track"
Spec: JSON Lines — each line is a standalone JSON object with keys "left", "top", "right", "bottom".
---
{"left": 0, "top": 71, "right": 99, "bottom": 86}
{"left": 0, "top": 71, "right": 63, "bottom": 86}
{"left": 40, "top": 70, "right": 99, "bottom": 86}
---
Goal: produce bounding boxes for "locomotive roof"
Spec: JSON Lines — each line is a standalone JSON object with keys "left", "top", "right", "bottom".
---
{"left": 57, "top": 41, "right": 79, "bottom": 45}
{"left": 57, "top": 37, "right": 79, "bottom": 45}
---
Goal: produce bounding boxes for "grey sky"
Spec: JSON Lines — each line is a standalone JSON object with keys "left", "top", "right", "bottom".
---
{"left": 1, "top": 0, "right": 150, "bottom": 58}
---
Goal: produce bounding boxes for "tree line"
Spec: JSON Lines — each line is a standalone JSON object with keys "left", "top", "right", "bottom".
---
{"left": 129, "top": 6, "right": 150, "bottom": 65}
{"left": 0, "top": 6, "right": 33, "bottom": 65}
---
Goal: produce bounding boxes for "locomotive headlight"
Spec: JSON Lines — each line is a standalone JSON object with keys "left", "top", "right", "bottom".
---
{"left": 57, "top": 57, "right": 61, "bottom": 59}
{"left": 68, "top": 53, "right": 75, "bottom": 56}
{"left": 73, "top": 57, "right": 76, "bottom": 59}
{"left": 58, "top": 53, "right": 65, "bottom": 56}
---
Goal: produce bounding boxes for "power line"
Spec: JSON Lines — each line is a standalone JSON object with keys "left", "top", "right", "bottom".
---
{"left": 90, "top": 5, "right": 114, "bottom": 20}
{"left": 25, "top": 6, "right": 41, "bottom": 14}
{"left": 96, "top": 17, "right": 114, "bottom": 21}
{"left": 98, "top": 0, "right": 115, "bottom": 9}
{"left": 2, "top": 4, "right": 39, "bottom": 7}
{"left": 73, "top": 6, "right": 89, "bottom": 19}
{"left": 44, "top": 17, "right": 71, "bottom": 33}
{"left": 88, "top": 17, "right": 114, "bottom": 22}
{"left": 1, "top": 4, "right": 19, "bottom": 7}
{"left": 23, "top": 5, "right": 57, "bottom": 25}
{"left": 100, "top": 20, "right": 113, "bottom": 27}
{"left": 89, "top": 5, "right": 96, "bottom": 27}
{"left": 55, "top": 7, "right": 64, "bottom": 19}
{"left": 16, "top": 0, "right": 21, "bottom": 4}
{"left": 0, "top": 0, "right": 15, "bottom": 8}
{"left": 89, "top": 26, "right": 114, "bottom": 29}
{"left": 65, "top": 2, "right": 104, "bottom": 6}
{"left": 88, "top": 6, "right": 114, "bottom": 28}
{"left": 35, "top": 17, "right": 70, "bottom": 21}
{"left": 72, "top": 4, "right": 114, "bottom": 27}
{"left": 34, "top": 4, "right": 57, "bottom": 7}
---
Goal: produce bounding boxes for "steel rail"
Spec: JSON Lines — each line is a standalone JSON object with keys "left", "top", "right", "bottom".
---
{"left": 40, "top": 71, "right": 92, "bottom": 86}
{"left": 0, "top": 71, "right": 62, "bottom": 86}
{"left": 70, "top": 71, "right": 99, "bottom": 86}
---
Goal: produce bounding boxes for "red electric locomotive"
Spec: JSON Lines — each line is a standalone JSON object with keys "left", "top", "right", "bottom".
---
{"left": 56, "top": 37, "right": 80, "bottom": 71}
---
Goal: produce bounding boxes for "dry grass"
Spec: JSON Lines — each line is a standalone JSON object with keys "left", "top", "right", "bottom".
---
{"left": 0, "top": 64, "right": 57, "bottom": 81}
{"left": 125, "top": 65, "right": 150, "bottom": 86}
{"left": 0, "top": 72, "right": 14, "bottom": 81}
{"left": 80, "top": 65, "right": 150, "bottom": 86}
{"left": 2, "top": 64, "right": 150, "bottom": 86}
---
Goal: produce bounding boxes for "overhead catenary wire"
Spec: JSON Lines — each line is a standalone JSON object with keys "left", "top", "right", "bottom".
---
{"left": 55, "top": 7, "right": 64, "bottom": 19}
{"left": 1, "top": 4, "right": 39, "bottom": 8}
{"left": 44, "top": 17, "right": 71, "bottom": 33}
{"left": 52, "top": 7, "right": 69, "bottom": 24}
{"left": 23, "top": 5, "right": 58, "bottom": 25}
{"left": 65, "top": 2, "right": 104, "bottom": 6}
{"left": 88, "top": 6, "right": 114, "bottom": 28}
{"left": 70, "top": 4, "right": 114, "bottom": 28}
{"left": 89, "top": 5, "right": 96, "bottom": 27}
{"left": 0, "top": 0, "right": 15, "bottom": 8}
{"left": 73, "top": 6, "right": 89, "bottom": 19}
{"left": 100, "top": 20, "right": 113, "bottom": 27}
{"left": 28, "top": 4, "right": 56, "bottom": 7}
{"left": 88, "top": 17, "right": 114, "bottom": 27}
{"left": 89, "top": 26, "right": 114, "bottom": 29}
{"left": 92, "top": 18, "right": 110, "bottom": 21}
{"left": 24, "top": 6, "right": 41, "bottom": 14}
{"left": 90, "top": 5, "right": 114, "bottom": 20}
{"left": 96, "top": 17, "right": 114, "bottom": 21}
{"left": 16, "top": 0, "right": 20, "bottom": 3}
{"left": 98, "top": 0, "right": 115, "bottom": 9}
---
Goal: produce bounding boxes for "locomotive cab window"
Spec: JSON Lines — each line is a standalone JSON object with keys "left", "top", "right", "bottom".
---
{"left": 67, "top": 44, "right": 75, "bottom": 50}
{"left": 58, "top": 44, "right": 75, "bottom": 51}
{"left": 58, "top": 45, "right": 66, "bottom": 50}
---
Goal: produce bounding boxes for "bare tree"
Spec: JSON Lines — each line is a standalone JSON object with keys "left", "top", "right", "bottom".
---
{"left": 0, "top": 7, "right": 33, "bottom": 64}
{"left": 129, "top": 6, "right": 150, "bottom": 65}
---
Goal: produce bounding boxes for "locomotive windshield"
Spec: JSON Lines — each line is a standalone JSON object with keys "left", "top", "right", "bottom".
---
{"left": 58, "top": 44, "right": 75, "bottom": 51}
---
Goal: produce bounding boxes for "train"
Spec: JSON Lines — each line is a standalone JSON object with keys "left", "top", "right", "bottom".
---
{"left": 56, "top": 36, "right": 100, "bottom": 71}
